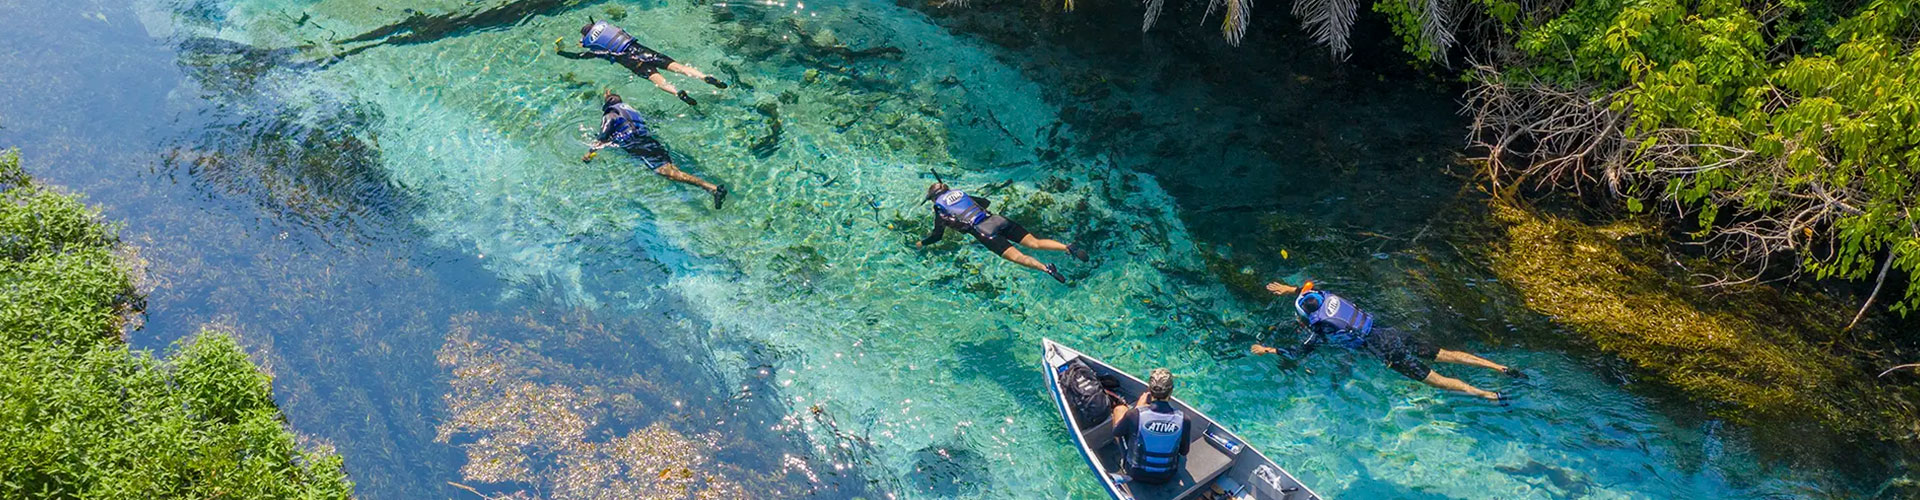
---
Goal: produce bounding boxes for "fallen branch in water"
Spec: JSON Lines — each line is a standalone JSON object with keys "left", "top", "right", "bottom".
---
{"left": 447, "top": 482, "right": 495, "bottom": 499}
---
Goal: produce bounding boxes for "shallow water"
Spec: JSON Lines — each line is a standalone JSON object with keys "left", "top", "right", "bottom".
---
{"left": 0, "top": 0, "right": 1900, "bottom": 498}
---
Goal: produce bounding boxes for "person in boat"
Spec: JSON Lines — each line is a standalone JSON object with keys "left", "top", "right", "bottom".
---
{"left": 1109, "top": 368, "right": 1190, "bottom": 485}
{"left": 583, "top": 90, "right": 729, "bottom": 209}
{"left": 1249, "top": 281, "right": 1526, "bottom": 401}
{"left": 917, "top": 182, "right": 1088, "bottom": 284}
{"left": 557, "top": 19, "right": 729, "bottom": 107}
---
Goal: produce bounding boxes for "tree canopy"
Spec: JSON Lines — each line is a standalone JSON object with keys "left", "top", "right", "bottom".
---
{"left": 1468, "top": 0, "right": 1920, "bottom": 313}
{"left": 0, "top": 150, "right": 353, "bottom": 499}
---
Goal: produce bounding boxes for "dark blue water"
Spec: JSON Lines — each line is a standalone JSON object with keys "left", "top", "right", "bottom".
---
{"left": 0, "top": 0, "right": 1895, "bottom": 498}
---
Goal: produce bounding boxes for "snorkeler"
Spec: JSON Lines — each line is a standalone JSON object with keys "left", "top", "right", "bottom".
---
{"left": 1249, "top": 281, "right": 1526, "bottom": 401}
{"left": 584, "top": 90, "right": 729, "bottom": 209}
{"left": 557, "top": 19, "right": 729, "bottom": 107}
{"left": 917, "top": 182, "right": 1088, "bottom": 284}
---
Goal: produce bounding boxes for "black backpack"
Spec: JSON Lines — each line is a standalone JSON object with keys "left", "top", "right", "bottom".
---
{"left": 1063, "top": 360, "right": 1112, "bottom": 427}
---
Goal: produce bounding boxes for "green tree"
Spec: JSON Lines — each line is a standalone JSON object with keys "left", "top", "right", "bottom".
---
{"left": 0, "top": 149, "right": 352, "bottom": 499}
{"left": 1471, "top": 0, "right": 1920, "bottom": 316}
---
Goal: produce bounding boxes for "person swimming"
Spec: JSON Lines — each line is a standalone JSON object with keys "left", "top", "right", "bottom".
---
{"left": 917, "top": 182, "right": 1088, "bottom": 283}
{"left": 557, "top": 19, "right": 729, "bottom": 107}
{"left": 583, "top": 90, "right": 729, "bottom": 209}
{"left": 1250, "top": 280, "right": 1527, "bottom": 401}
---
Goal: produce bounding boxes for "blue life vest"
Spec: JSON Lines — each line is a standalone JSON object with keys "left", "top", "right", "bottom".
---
{"left": 933, "top": 190, "right": 990, "bottom": 227}
{"left": 604, "top": 103, "right": 651, "bottom": 145}
{"left": 1127, "top": 403, "right": 1185, "bottom": 483}
{"left": 580, "top": 21, "right": 636, "bottom": 55}
{"left": 1298, "top": 291, "right": 1374, "bottom": 349}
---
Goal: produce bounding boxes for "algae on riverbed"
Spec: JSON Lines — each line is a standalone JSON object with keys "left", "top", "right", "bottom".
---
{"left": 1484, "top": 202, "right": 1919, "bottom": 442}
{"left": 434, "top": 311, "right": 762, "bottom": 499}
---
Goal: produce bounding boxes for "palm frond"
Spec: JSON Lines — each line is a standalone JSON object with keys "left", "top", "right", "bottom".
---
{"left": 1221, "top": 0, "right": 1253, "bottom": 45}
{"left": 1142, "top": 0, "right": 1166, "bottom": 31}
{"left": 1411, "top": 0, "right": 1456, "bottom": 62}
{"left": 1289, "top": 0, "right": 1357, "bottom": 58}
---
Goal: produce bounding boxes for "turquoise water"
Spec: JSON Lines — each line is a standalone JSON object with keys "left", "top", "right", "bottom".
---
{"left": 0, "top": 0, "right": 1902, "bottom": 497}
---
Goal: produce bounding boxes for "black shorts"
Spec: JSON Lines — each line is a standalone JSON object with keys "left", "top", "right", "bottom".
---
{"left": 620, "top": 136, "right": 672, "bottom": 170}
{"left": 968, "top": 215, "right": 1031, "bottom": 255}
{"left": 618, "top": 46, "right": 676, "bottom": 77}
{"left": 1362, "top": 326, "right": 1440, "bottom": 381}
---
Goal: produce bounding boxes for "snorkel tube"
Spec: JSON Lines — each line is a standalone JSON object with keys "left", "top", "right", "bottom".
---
{"left": 922, "top": 169, "right": 947, "bottom": 205}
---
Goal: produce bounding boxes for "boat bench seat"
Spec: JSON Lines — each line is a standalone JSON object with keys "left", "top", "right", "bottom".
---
{"left": 1127, "top": 425, "right": 1234, "bottom": 500}
{"left": 1080, "top": 413, "right": 1116, "bottom": 446}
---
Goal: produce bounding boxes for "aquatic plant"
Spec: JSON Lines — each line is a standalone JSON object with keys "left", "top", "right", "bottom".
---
{"left": 0, "top": 149, "right": 352, "bottom": 498}
{"left": 1481, "top": 201, "right": 1919, "bottom": 442}
{"left": 433, "top": 313, "right": 761, "bottom": 499}
{"left": 1466, "top": 0, "right": 1920, "bottom": 319}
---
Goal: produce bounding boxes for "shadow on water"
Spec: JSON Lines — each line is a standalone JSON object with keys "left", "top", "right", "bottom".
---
{"left": 907, "top": 442, "right": 991, "bottom": 497}
{"left": 328, "top": 0, "right": 605, "bottom": 58}
{"left": 949, "top": 334, "right": 1034, "bottom": 402}
{"left": 1343, "top": 472, "right": 1467, "bottom": 500}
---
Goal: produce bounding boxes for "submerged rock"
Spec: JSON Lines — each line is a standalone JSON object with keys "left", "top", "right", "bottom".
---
{"left": 907, "top": 443, "right": 990, "bottom": 497}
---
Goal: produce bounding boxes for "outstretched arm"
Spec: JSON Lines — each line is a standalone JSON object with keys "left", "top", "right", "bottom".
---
{"left": 554, "top": 38, "right": 604, "bottom": 59}
{"left": 583, "top": 116, "right": 618, "bottom": 162}
{"left": 1266, "top": 281, "right": 1300, "bottom": 297}
{"left": 1251, "top": 328, "right": 1321, "bottom": 368}
{"left": 918, "top": 213, "right": 947, "bottom": 247}
{"left": 581, "top": 140, "right": 615, "bottom": 162}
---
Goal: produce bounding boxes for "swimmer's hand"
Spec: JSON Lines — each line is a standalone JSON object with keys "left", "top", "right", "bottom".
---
{"left": 1250, "top": 344, "right": 1280, "bottom": 356}
{"left": 1266, "top": 282, "right": 1299, "bottom": 296}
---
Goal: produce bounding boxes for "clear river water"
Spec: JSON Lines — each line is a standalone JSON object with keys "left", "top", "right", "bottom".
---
{"left": 0, "top": 0, "right": 1902, "bottom": 498}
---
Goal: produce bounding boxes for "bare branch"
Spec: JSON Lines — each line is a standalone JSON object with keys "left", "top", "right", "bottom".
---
{"left": 1846, "top": 252, "right": 1895, "bottom": 331}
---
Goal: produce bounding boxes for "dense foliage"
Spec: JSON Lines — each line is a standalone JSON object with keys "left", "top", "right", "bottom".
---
{"left": 1478, "top": 0, "right": 1920, "bottom": 312}
{"left": 0, "top": 150, "right": 353, "bottom": 498}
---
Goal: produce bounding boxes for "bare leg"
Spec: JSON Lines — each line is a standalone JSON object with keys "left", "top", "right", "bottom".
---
{"left": 665, "top": 62, "right": 710, "bottom": 80}
{"left": 1017, "top": 233, "right": 1071, "bottom": 252}
{"left": 655, "top": 164, "right": 717, "bottom": 192}
{"left": 647, "top": 72, "right": 681, "bottom": 95}
{"left": 996, "top": 246, "right": 1051, "bottom": 273}
{"left": 1421, "top": 371, "right": 1500, "bottom": 400}
{"left": 1435, "top": 349, "right": 1509, "bottom": 373}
